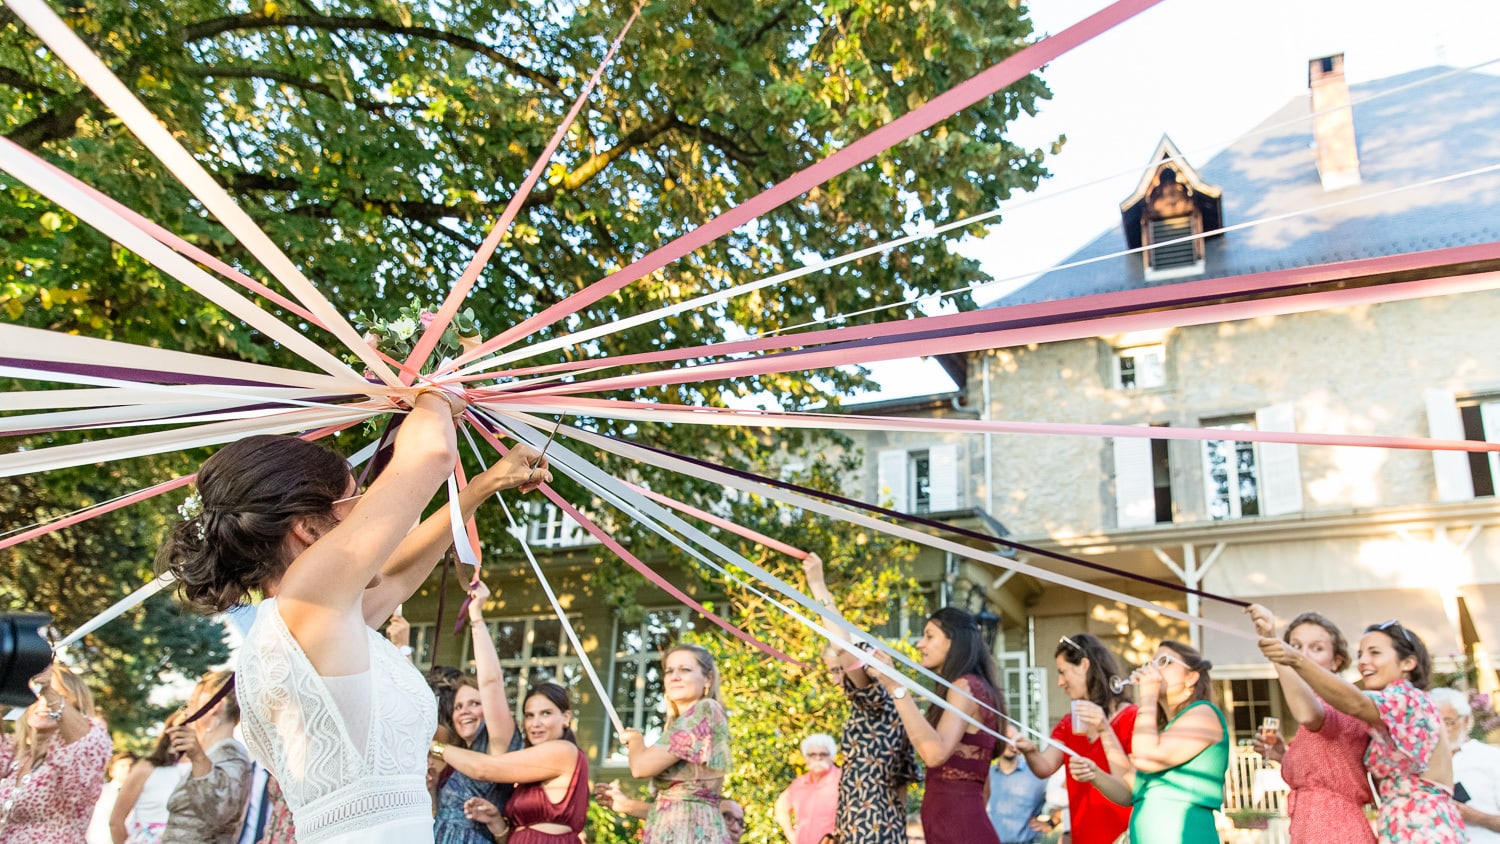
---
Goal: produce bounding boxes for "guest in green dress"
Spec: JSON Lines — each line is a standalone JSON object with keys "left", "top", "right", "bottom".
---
{"left": 1076, "top": 640, "right": 1227, "bottom": 844}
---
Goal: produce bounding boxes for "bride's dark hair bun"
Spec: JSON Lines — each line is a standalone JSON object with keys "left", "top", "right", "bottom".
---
{"left": 156, "top": 435, "right": 350, "bottom": 613}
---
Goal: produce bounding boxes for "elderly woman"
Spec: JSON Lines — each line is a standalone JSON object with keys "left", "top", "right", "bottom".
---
{"left": 0, "top": 666, "right": 113, "bottom": 843}
{"left": 774, "top": 734, "right": 841, "bottom": 844}
{"left": 801, "top": 553, "right": 920, "bottom": 844}
{"left": 159, "top": 670, "right": 253, "bottom": 843}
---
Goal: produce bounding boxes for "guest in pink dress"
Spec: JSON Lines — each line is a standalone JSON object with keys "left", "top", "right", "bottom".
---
{"left": 0, "top": 667, "right": 113, "bottom": 844}
{"left": 1247, "top": 607, "right": 1375, "bottom": 843}
{"left": 1258, "top": 615, "right": 1465, "bottom": 843}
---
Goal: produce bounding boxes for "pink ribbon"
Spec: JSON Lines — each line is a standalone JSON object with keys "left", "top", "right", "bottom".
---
{"left": 486, "top": 395, "right": 1500, "bottom": 454}
{"left": 449, "top": 0, "right": 1165, "bottom": 366}
{"left": 625, "top": 483, "right": 809, "bottom": 560}
{"left": 406, "top": 5, "right": 644, "bottom": 379}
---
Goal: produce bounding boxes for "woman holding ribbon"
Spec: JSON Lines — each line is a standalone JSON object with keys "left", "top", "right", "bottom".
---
{"left": 871, "top": 608, "right": 1005, "bottom": 844}
{"left": 432, "top": 579, "right": 517, "bottom": 844}
{"left": 1259, "top": 618, "right": 1464, "bottom": 842}
{"left": 1245, "top": 607, "right": 1375, "bottom": 843}
{"left": 159, "top": 670, "right": 253, "bottom": 844}
{"left": 1013, "top": 633, "right": 1136, "bottom": 844}
{"left": 110, "top": 711, "right": 186, "bottom": 844}
{"left": 157, "top": 391, "right": 549, "bottom": 844}
{"left": 799, "top": 552, "right": 920, "bottom": 844}
{"left": 606, "top": 643, "right": 732, "bottom": 844}
{"left": 432, "top": 683, "right": 588, "bottom": 844}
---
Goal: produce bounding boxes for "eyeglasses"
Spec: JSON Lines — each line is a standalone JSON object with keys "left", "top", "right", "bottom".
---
{"left": 333, "top": 493, "right": 363, "bottom": 506}
{"left": 1059, "top": 635, "right": 1084, "bottom": 654}
{"left": 1371, "top": 619, "right": 1415, "bottom": 650}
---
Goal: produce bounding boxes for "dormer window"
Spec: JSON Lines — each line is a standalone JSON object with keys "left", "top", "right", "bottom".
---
{"left": 1119, "top": 136, "right": 1223, "bottom": 282}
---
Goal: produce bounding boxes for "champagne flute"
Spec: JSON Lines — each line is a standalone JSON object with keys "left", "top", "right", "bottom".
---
{"left": 1108, "top": 653, "right": 1176, "bottom": 694}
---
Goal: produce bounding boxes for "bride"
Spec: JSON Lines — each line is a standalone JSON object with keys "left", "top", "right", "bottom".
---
{"left": 157, "top": 392, "right": 548, "bottom": 843}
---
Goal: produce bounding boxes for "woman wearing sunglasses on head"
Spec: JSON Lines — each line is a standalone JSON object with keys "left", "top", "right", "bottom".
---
{"left": 1245, "top": 607, "right": 1374, "bottom": 844}
{"left": 1087, "top": 641, "right": 1226, "bottom": 844}
{"left": 1259, "top": 618, "right": 1464, "bottom": 842}
{"left": 1012, "top": 634, "right": 1136, "bottom": 844}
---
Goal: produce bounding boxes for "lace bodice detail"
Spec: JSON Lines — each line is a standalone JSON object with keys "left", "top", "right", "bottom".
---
{"left": 237, "top": 599, "right": 436, "bottom": 844}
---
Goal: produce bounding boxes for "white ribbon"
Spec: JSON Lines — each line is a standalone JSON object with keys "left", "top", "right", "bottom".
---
{"left": 0, "top": 406, "right": 377, "bottom": 477}
{"left": 457, "top": 425, "right": 626, "bottom": 736}
{"left": 487, "top": 411, "right": 1050, "bottom": 751}
{"left": 0, "top": 1, "right": 397, "bottom": 386}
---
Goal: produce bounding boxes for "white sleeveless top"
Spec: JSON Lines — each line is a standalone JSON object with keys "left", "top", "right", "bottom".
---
{"left": 132, "top": 763, "right": 186, "bottom": 825}
{"left": 237, "top": 599, "right": 437, "bottom": 844}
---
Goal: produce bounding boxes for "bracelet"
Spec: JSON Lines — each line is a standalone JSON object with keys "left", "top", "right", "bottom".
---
{"left": 430, "top": 741, "right": 447, "bottom": 760}
{"left": 413, "top": 387, "right": 466, "bottom": 418}
{"left": 470, "top": 619, "right": 487, "bottom": 628}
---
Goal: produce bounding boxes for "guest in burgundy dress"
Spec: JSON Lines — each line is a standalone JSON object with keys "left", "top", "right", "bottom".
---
{"left": 1248, "top": 607, "right": 1375, "bottom": 843}
{"left": 872, "top": 608, "right": 1005, "bottom": 844}
{"left": 434, "top": 683, "right": 588, "bottom": 844}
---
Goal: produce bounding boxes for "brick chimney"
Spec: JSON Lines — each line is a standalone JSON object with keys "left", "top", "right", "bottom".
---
{"left": 1308, "top": 54, "right": 1361, "bottom": 190}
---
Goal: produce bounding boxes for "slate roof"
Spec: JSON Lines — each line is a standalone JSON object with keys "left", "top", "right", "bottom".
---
{"left": 988, "top": 67, "right": 1500, "bottom": 308}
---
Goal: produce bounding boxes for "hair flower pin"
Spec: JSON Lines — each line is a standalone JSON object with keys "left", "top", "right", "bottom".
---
{"left": 178, "top": 492, "right": 207, "bottom": 539}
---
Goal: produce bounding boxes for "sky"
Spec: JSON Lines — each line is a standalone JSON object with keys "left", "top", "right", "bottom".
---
{"left": 853, "top": 0, "right": 1500, "bottom": 403}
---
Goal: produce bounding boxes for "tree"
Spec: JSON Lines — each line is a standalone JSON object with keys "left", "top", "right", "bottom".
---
{"left": 1, "top": 0, "right": 1053, "bottom": 741}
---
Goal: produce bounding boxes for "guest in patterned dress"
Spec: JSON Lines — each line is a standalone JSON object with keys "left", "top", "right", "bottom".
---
{"left": 432, "top": 579, "right": 518, "bottom": 844}
{"left": 0, "top": 666, "right": 113, "bottom": 844}
{"left": 800, "top": 552, "right": 920, "bottom": 844}
{"left": 159, "top": 670, "right": 253, "bottom": 844}
{"left": 613, "top": 644, "right": 732, "bottom": 844}
{"left": 1115, "top": 641, "right": 1228, "bottom": 844}
{"left": 432, "top": 683, "right": 587, "bottom": 844}
{"left": 1013, "top": 633, "right": 1136, "bottom": 844}
{"left": 1246, "top": 606, "right": 1375, "bottom": 843}
{"left": 1260, "top": 618, "right": 1465, "bottom": 843}
{"left": 870, "top": 608, "right": 1005, "bottom": 844}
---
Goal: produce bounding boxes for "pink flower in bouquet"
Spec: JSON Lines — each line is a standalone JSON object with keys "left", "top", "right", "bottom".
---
{"left": 420, "top": 310, "right": 436, "bottom": 328}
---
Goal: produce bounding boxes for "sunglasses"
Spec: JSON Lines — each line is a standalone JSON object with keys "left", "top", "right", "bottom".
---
{"left": 1370, "top": 619, "right": 1416, "bottom": 650}
{"left": 1059, "top": 635, "right": 1084, "bottom": 654}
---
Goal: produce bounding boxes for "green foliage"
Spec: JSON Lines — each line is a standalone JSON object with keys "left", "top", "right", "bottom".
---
{"left": 0, "top": 0, "right": 1052, "bottom": 747}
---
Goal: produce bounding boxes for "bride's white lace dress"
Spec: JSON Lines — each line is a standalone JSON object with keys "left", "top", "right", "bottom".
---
{"left": 238, "top": 598, "right": 437, "bottom": 844}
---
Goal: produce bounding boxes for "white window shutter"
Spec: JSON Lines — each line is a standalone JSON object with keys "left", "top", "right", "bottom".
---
{"left": 1113, "top": 435, "right": 1156, "bottom": 528}
{"left": 1255, "top": 403, "right": 1304, "bottom": 516}
{"left": 1426, "top": 389, "right": 1474, "bottom": 501}
{"left": 928, "top": 444, "right": 960, "bottom": 512}
{"left": 1479, "top": 401, "right": 1500, "bottom": 483}
{"left": 877, "top": 449, "right": 909, "bottom": 512}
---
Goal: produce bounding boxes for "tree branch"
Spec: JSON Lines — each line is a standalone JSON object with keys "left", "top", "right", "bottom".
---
{"left": 670, "top": 118, "right": 766, "bottom": 170}
{"left": 5, "top": 100, "right": 87, "bottom": 150}
{"left": 175, "top": 13, "right": 562, "bottom": 95}
{"left": 0, "top": 68, "right": 60, "bottom": 98}
{"left": 186, "top": 64, "right": 407, "bottom": 114}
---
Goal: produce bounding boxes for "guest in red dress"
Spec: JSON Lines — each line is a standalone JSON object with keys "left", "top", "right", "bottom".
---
{"left": 1247, "top": 607, "right": 1375, "bottom": 844}
{"left": 437, "top": 683, "right": 587, "bottom": 844}
{"left": 872, "top": 608, "right": 1005, "bottom": 844}
{"left": 1014, "top": 632, "right": 1137, "bottom": 844}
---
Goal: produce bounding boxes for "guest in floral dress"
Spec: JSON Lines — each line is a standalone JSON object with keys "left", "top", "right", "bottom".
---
{"left": 870, "top": 608, "right": 1006, "bottom": 844}
{"left": 0, "top": 666, "right": 113, "bottom": 844}
{"left": 801, "top": 552, "right": 920, "bottom": 844}
{"left": 617, "top": 644, "right": 731, "bottom": 844}
{"left": 1247, "top": 606, "right": 1374, "bottom": 843}
{"left": 1260, "top": 618, "right": 1465, "bottom": 842}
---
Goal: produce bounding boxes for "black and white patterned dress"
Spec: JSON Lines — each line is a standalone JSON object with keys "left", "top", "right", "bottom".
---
{"left": 832, "top": 677, "right": 921, "bottom": 843}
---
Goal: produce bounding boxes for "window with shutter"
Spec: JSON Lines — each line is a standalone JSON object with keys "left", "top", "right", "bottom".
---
{"left": 1202, "top": 417, "right": 1261, "bottom": 520}
{"left": 1426, "top": 389, "right": 1475, "bottom": 502}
